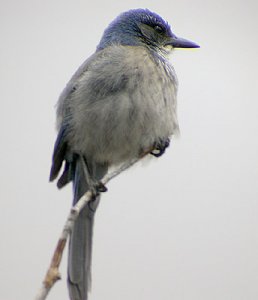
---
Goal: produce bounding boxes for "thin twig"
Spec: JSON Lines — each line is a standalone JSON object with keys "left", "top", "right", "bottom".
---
{"left": 34, "top": 156, "right": 143, "bottom": 300}
{"left": 102, "top": 157, "right": 141, "bottom": 184}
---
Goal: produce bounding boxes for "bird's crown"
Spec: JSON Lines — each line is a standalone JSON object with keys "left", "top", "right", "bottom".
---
{"left": 97, "top": 9, "right": 173, "bottom": 51}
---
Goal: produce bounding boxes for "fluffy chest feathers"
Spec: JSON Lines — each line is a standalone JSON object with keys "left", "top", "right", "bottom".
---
{"left": 58, "top": 45, "right": 179, "bottom": 164}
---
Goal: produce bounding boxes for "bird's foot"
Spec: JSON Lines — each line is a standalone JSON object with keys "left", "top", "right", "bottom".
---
{"left": 88, "top": 181, "right": 108, "bottom": 198}
{"left": 95, "top": 181, "right": 108, "bottom": 193}
{"left": 150, "top": 138, "right": 170, "bottom": 157}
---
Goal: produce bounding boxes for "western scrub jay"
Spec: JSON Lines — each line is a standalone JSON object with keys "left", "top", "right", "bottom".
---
{"left": 49, "top": 8, "right": 199, "bottom": 300}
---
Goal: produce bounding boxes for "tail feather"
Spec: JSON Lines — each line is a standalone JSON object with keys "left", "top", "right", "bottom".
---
{"left": 68, "top": 197, "right": 100, "bottom": 299}
{"left": 68, "top": 157, "right": 107, "bottom": 300}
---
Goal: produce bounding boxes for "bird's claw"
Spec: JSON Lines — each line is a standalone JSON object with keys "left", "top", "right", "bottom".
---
{"left": 150, "top": 138, "right": 170, "bottom": 157}
{"left": 89, "top": 181, "right": 108, "bottom": 199}
{"left": 96, "top": 181, "right": 108, "bottom": 193}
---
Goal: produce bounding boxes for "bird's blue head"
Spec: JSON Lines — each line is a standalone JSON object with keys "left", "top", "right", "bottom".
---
{"left": 97, "top": 9, "right": 199, "bottom": 53}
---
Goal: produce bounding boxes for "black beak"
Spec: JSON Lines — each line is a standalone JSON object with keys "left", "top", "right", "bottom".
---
{"left": 166, "top": 35, "right": 200, "bottom": 49}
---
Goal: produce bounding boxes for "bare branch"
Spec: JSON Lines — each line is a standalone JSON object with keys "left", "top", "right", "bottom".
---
{"left": 34, "top": 156, "right": 144, "bottom": 300}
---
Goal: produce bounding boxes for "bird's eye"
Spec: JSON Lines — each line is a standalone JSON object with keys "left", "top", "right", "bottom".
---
{"left": 154, "top": 25, "right": 163, "bottom": 34}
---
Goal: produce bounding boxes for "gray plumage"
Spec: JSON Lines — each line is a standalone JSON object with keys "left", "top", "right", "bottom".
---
{"left": 49, "top": 8, "right": 199, "bottom": 300}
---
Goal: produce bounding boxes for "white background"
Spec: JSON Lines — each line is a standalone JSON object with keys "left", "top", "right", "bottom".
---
{"left": 1, "top": 0, "right": 258, "bottom": 299}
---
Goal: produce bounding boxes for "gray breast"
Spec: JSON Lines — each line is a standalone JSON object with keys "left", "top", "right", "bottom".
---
{"left": 60, "top": 45, "right": 179, "bottom": 165}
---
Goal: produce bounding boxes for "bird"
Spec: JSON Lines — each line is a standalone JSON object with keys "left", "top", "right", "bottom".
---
{"left": 49, "top": 8, "right": 199, "bottom": 300}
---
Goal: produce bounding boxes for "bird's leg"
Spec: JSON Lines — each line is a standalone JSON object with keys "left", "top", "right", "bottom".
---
{"left": 80, "top": 155, "right": 96, "bottom": 194}
{"left": 80, "top": 156, "right": 107, "bottom": 195}
{"left": 150, "top": 138, "right": 170, "bottom": 157}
